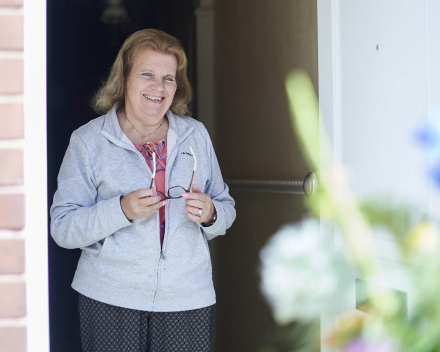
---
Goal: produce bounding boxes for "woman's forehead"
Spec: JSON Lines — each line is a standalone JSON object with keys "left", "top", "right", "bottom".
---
{"left": 132, "top": 48, "right": 177, "bottom": 74}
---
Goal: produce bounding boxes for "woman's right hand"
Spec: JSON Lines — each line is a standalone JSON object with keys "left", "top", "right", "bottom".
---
{"left": 120, "top": 189, "right": 166, "bottom": 221}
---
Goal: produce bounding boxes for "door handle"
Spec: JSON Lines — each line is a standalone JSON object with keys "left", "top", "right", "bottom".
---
{"left": 225, "top": 172, "right": 317, "bottom": 197}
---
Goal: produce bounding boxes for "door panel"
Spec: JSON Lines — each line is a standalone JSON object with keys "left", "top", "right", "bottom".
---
{"left": 318, "top": 0, "right": 439, "bottom": 350}
{"left": 340, "top": 0, "right": 427, "bottom": 208}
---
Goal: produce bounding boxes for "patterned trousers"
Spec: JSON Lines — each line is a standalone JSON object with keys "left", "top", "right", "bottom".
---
{"left": 78, "top": 293, "right": 215, "bottom": 352}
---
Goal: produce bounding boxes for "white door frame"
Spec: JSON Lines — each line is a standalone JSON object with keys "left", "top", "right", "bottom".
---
{"left": 317, "top": 0, "right": 341, "bottom": 164}
{"left": 317, "top": 0, "right": 340, "bottom": 350}
{"left": 24, "top": 0, "right": 49, "bottom": 350}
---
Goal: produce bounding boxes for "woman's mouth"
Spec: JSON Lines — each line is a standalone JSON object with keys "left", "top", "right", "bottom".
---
{"left": 143, "top": 94, "right": 165, "bottom": 102}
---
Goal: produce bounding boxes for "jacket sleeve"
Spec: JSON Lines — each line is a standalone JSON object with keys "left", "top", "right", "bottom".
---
{"left": 50, "top": 132, "right": 132, "bottom": 249}
{"left": 198, "top": 127, "right": 236, "bottom": 240}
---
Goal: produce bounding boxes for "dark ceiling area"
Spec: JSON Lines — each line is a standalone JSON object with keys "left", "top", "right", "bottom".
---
{"left": 46, "top": 1, "right": 196, "bottom": 350}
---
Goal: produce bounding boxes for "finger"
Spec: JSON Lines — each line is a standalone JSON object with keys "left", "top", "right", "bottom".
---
{"left": 183, "top": 191, "right": 208, "bottom": 201}
{"left": 185, "top": 199, "right": 205, "bottom": 208}
{"left": 136, "top": 188, "right": 156, "bottom": 198}
{"left": 186, "top": 204, "right": 203, "bottom": 216}
{"left": 191, "top": 183, "right": 202, "bottom": 193}
{"left": 139, "top": 195, "right": 161, "bottom": 206}
{"left": 152, "top": 200, "right": 167, "bottom": 211}
{"left": 140, "top": 200, "right": 167, "bottom": 215}
{"left": 186, "top": 211, "right": 202, "bottom": 223}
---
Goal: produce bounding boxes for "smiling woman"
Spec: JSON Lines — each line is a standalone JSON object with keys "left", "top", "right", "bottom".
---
{"left": 93, "top": 29, "right": 192, "bottom": 118}
{"left": 121, "top": 48, "right": 178, "bottom": 144}
{"left": 49, "top": 29, "right": 236, "bottom": 352}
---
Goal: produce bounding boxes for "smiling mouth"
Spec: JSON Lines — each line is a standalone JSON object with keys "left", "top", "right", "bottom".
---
{"left": 143, "top": 94, "right": 165, "bottom": 101}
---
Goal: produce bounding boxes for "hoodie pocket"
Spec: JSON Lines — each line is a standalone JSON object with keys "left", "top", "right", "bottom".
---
{"left": 79, "top": 231, "right": 157, "bottom": 292}
{"left": 94, "top": 236, "right": 109, "bottom": 263}
{"left": 81, "top": 236, "right": 109, "bottom": 264}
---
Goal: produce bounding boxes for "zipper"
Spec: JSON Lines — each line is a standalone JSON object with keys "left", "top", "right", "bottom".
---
{"left": 101, "top": 130, "right": 165, "bottom": 308}
{"left": 151, "top": 127, "right": 194, "bottom": 308}
{"left": 161, "top": 126, "right": 195, "bottom": 256}
{"left": 152, "top": 252, "right": 164, "bottom": 308}
{"left": 101, "top": 125, "right": 195, "bottom": 308}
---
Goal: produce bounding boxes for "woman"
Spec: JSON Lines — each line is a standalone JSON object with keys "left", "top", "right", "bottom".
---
{"left": 50, "top": 29, "right": 236, "bottom": 351}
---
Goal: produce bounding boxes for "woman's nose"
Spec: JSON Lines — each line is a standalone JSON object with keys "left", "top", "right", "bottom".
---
{"left": 151, "top": 78, "right": 165, "bottom": 91}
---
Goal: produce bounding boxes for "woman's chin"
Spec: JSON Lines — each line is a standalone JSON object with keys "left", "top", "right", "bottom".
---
{"left": 139, "top": 106, "right": 170, "bottom": 119}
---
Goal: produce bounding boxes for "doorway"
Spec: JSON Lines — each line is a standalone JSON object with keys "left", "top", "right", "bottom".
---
{"left": 46, "top": 1, "right": 196, "bottom": 350}
{"left": 46, "top": 1, "right": 319, "bottom": 351}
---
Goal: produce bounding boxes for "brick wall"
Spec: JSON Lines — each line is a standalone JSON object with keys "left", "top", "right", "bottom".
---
{"left": 0, "top": 0, "right": 27, "bottom": 351}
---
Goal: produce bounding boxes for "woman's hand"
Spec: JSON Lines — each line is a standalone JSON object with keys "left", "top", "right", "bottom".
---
{"left": 120, "top": 188, "right": 166, "bottom": 221}
{"left": 183, "top": 184, "right": 216, "bottom": 224}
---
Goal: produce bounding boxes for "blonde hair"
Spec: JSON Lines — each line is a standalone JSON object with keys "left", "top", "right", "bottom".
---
{"left": 93, "top": 29, "right": 192, "bottom": 117}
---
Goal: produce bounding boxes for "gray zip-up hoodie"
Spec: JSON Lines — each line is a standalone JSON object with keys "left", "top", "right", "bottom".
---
{"left": 50, "top": 107, "right": 236, "bottom": 312}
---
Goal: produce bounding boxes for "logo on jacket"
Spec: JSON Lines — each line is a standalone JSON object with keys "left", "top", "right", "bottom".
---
{"left": 181, "top": 151, "right": 193, "bottom": 157}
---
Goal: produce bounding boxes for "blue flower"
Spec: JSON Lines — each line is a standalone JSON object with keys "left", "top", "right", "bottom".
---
{"left": 430, "top": 161, "right": 440, "bottom": 188}
{"left": 415, "top": 107, "right": 440, "bottom": 151}
{"left": 415, "top": 107, "right": 440, "bottom": 187}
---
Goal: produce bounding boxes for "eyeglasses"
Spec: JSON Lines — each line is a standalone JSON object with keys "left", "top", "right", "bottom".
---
{"left": 149, "top": 146, "right": 197, "bottom": 200}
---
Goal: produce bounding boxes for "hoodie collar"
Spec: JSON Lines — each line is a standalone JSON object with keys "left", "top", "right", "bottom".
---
{"left": 101, "top": 105, "right": 191, "bottom": 144}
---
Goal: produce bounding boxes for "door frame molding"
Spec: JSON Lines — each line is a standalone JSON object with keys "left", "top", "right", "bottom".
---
{"left": 195, "top": 6, "right": 215, "bottom": 142}
{"left": 24, "top": 0, "right": 49, "bottom": 350}
{"left": 318, "top": 0, "right": 342, "bottom": 167}
{"left": 317, "top": 0, "right": 340, "bottom": 348}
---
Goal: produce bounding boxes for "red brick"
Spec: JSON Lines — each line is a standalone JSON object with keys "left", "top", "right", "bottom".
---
{"left": 0, "top": 282, "right": 26, "bottom": 318}
{"left": 0, "top": 0, "right": 23, "bottom": 6}
{"left": 0, "top": 16, "right": 23, "bottom": 50}
{"left": 0, "top": 60, "right": 23, "bottom": 94}
{"left": 0, "top": 150, "right": 23, "bottom": 186}
{"left": 0, "top": 327, "right": 27, "bottom": 352}
{"left": 0, "top": 239, "right": 24, "bottom": 274}
{"left": 0, "top": 195, "right": 24, "bottom": 230}
{"left": 0, "top": 104, "right": 24, "bottom": 139}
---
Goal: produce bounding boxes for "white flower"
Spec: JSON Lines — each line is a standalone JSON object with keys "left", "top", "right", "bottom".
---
{"left": 260, "top": 218, "right": 352, "bottom": 324}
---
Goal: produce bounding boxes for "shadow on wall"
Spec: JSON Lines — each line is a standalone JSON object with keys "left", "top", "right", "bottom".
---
{"left": 211, "top": 0, "right": 318, "bottom": 351}
{"left": 213, "top": 192, "right": 309, "bottom": 351}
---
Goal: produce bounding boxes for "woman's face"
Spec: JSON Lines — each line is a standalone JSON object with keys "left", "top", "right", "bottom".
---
{"left": 125, "top": 47, "right": 178, "bottom": 121}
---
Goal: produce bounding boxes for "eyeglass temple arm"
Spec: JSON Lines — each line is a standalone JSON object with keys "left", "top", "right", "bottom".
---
{"left": 186, "top": 170, "right": 195, "bottom": 192}
{"left": 187, "top": 146, "right": 196, "bottom": 192}
{"left": 149, "top": 152, "right": 157, "bottom": 190}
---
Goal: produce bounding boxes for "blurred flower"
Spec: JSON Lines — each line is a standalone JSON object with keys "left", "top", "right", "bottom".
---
{"left": 411, "top": 222, "right": 440, "bottom": 254}
{"left": 260, "top": 218, "right": 353, "bottom": 324}
{"left": 415, "top": 107, "right": 440, "bottom": 187}
{"left": 262, "top": 70, "right": 440, "bottom": 352}
{"left": 328, "top": 310, "right": 402, "bottom": 352}
{"left": 343, "top": 337, "right": 400, "bottom": 352}
{"left": 415, "top": 107, "right": 440, "bottom": 151}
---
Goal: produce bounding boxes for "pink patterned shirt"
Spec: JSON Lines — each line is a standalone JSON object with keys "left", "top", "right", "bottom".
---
{"left": 134, "top": 139, "right": 167, "bottom": 248}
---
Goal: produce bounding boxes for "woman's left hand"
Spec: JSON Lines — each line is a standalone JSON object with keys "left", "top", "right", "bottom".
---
{"left": 183, "top": 183, "right": 216, "bottom": 224}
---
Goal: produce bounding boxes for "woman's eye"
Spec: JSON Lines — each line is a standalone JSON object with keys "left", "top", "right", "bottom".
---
{"left": 142, "top": 73, "right": 152, "bottom": 77}
{"left": 165, "top": 77, "right": 175, "bottom": 82}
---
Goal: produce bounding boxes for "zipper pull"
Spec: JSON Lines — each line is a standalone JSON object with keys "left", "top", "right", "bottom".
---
{"left": 160, "top": 251, "right": 166, "bottom": 260}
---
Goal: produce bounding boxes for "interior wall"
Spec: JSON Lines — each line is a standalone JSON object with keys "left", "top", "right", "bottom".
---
{"left": 212, "top": 1, "right": 318, "bottom": 351}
